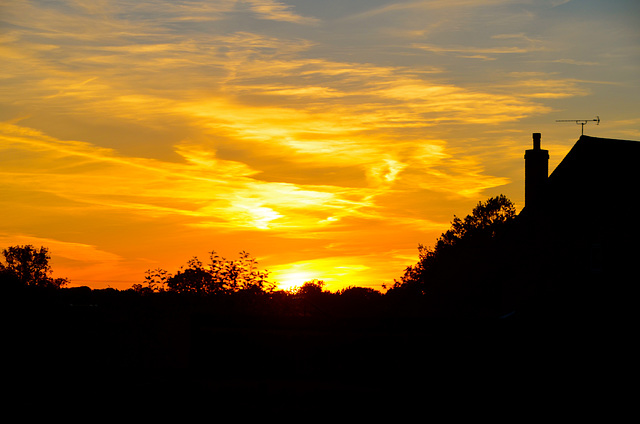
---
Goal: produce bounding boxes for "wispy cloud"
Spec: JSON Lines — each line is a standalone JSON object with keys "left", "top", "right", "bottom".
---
{"left": 0, "top": 121, "right": 379, "bottom": 232}
{"left": 412, "top": 42, "right": 544, "bottom": 57}
{"left": 2, "top": 0, "right": 637, "bottom": 289}
{"left": 244, "top": 0, "right": 320, "bottom": 24}
{"left": 0, "top": 233, "right": 122, "bottom": 263}
{"left": 551, "top": 58, "right": 601, "bottom": 66}
{"left": 344, "top": 0, "right": 519, "bottom": 20}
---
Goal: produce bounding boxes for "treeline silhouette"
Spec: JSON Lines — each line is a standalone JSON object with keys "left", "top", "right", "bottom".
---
{"left": 0, "top": 195, "right": 546, "bottom": 324}
{"left": 2, "top": 195, "right": 612, "bottom": 414}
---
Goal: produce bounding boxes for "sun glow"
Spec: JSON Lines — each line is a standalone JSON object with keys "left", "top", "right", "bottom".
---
{"left": 272, "top": 270, "right": 320, "bottom": 292}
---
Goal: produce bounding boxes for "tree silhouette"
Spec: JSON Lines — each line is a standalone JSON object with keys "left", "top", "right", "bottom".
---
{"left": 0, "top": 245, "right": 68, "bottom": 289}
{"left": 289, "top": 279, "right": 333, "bottom": 317}
{"left": 337, "top": 286, "right": 382, "bottom": 299}
{"left": 131, "top": 268, "right": 170, "bottom": 294}
{"left": 294, "top": 279, "right": 326, "bottom": 297}
{"left": 335, "top": 286, "right": 384, "bottom": 317}
{"left": 162, "top": 250, "right": 275, "bottom": 295}
{"left": 390, "top": 195, "right": 516, "bottom": 316}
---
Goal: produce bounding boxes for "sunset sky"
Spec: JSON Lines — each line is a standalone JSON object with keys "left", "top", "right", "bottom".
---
{"left": 2, "top": 0, "right": 639, "bottom": 291}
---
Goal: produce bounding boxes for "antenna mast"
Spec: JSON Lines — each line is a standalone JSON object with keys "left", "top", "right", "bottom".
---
{"left": 556, "top": 116, "right": 600, "bottom": 135}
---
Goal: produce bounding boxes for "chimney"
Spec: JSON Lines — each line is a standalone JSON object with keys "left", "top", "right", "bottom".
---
{"left": 524, "top": 133, "right": 549, "bottom": 211}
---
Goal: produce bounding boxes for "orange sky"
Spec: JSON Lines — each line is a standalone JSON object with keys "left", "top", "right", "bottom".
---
{"left": 1, "top": 0, "right": 639, "bottom": 291}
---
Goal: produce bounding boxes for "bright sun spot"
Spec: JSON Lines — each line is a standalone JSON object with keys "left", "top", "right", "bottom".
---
{"left": 273, "top": 270, "right": 320, "bottom": 292}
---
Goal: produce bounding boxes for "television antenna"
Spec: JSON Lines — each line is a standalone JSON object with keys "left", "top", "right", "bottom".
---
{"left": 556, "top": 116, "right": 600, "bottom": 135}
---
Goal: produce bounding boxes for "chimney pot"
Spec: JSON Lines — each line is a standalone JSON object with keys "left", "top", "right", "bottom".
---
{"left": 533, "top": 133, "right": 541, "bottom": 150}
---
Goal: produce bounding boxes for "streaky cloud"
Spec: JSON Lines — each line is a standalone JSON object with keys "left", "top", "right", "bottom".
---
{"left": 244, "top": 0, "right": 320, "bottom": 24}
{"left": 0, "top": 233, "right": 122, "bottom": 263}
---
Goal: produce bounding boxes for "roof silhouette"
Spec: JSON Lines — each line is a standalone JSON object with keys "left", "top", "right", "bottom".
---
{"left": 506, "top": 134, "right": 639, "bottom": 318}
{"left": 522, "top": 134, "right": 640, "bottom": 219}
{"left": 545, "top": 135, "right": 639, "bottom": 215}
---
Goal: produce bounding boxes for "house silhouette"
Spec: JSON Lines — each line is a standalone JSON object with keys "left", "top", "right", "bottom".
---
{"left": 504, "top": 133, "right": 640, "bottom": 319}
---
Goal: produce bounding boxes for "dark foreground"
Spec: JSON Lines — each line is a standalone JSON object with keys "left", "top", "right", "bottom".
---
{"left": 3, "top": 286, "right": 630, "bottom": 417}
